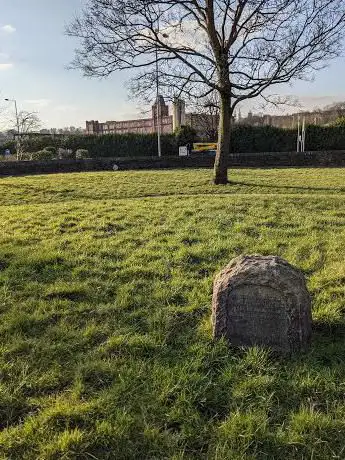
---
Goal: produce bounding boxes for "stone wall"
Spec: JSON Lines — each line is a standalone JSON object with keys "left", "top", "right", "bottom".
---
{"left": 2, "top": 151, "right": 345, "bottom": 177}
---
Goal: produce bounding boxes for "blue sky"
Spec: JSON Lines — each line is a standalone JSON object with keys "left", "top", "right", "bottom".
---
{"left": 0, "top": 0, "right": 344, "bottom": 129}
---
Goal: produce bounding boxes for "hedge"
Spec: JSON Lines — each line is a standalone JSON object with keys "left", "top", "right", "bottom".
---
{"left": 2, "top": 125, "right": 345, "bottom": 157}
{"left": 0, "top": 134, "right": 177, "bottom": 157}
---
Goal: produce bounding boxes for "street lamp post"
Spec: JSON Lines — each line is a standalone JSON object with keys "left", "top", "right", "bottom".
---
{"left": 5, "top": 98, "right": 20, "bottom": 158}
{"left": 153, "top": 16, "right": 168, "bottom": 159}
{"left": 155, "top": 42, "right": 162, "bottom": 158}
{"left": 5, "top": 98, "right": 19, "bottom": 135}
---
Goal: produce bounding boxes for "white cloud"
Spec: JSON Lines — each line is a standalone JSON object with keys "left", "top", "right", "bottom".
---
{"left": 1, "top": 24, "right": 16, "bottom": 34}
{"left": 0, "top": 52, "right": 9, "bottom": 60}
{"left": 0, "top": 63, "right": 13, "bottom": 70}
{"left": 25, "top": 99, "right": 52, "bottom": 108}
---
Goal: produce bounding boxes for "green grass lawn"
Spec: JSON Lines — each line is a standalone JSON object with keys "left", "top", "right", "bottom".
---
{"left": 1, "top": 168, "right": 345, "bottom": 459}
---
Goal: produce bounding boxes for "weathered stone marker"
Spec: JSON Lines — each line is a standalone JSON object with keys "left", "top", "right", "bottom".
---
{"left": 212, "top": 255, "right": 312, "bottom": 354}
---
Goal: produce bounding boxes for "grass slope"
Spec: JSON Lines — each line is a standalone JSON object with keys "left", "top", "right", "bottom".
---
{"left": 0, "top": 169, "right": 345, "bottom": 459}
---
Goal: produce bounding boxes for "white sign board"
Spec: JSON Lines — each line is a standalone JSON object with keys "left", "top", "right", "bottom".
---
{"left": 179, "top": 146, "right": 188, "bottom": 157}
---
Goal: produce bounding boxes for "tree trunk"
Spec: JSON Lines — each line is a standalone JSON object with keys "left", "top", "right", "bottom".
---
{"left": 214, "top": 92, "right": 231, "bottom": 185}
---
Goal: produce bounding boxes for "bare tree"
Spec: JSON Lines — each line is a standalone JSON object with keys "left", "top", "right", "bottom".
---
{"left": 17, "top": 111, "right": 41, "bottom": 135}
{"left": 14, "top": 111, "right": 41, "bottom": 160}
{"left": 68, "top": 0, "right": 345, "bottom": 184}
{"left": 324, "top": 101, "right": 345, "bottom": 112}
{"left": 188, "top": 91, "right": 220, "bottom": 141}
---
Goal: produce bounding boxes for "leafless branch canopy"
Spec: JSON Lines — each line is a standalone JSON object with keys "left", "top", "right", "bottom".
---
{"left": 68, "top": 0, "right": 345, "bottom": 108}
{"left": 188, "top": 90, "right": 220, "bottom": 140}
{"left": 16, "top": 111, "right": 41, "bottom": 135}
{"left": 13, "top": 111, "right": 41, "bottom": 160}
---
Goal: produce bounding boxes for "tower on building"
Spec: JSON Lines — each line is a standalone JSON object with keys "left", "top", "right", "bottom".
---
{"left": 172, "top": 98, "right": 186, "bottom": 131}
{"left": 152, "top": 95, "right": 169, "bottom": 121}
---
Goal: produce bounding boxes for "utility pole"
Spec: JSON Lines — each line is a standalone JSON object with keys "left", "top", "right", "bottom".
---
{"left": 297, "top": 115, "right": 306, "bottom": 152}
{"left": 5, "top": 98, "right": 19, "bottom": 135}
{"left": 302, "top": 117, "right": 306, "bottom": 152}
{"left": 153, "top": 11, "right": 169, "bottom": 158}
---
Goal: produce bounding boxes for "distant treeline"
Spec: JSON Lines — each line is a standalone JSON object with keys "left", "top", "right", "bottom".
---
{"left": 2, "top": 125, "right": 345, "bottom": 157}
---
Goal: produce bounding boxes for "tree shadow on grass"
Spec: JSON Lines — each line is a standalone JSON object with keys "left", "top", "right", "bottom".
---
{"left": 228, "top": 180, "right": 345, "bottom": 193}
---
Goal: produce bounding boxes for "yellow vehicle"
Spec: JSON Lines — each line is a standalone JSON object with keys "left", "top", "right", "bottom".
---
{"left": 193, "top": 142, "right": 218, "bottom": 152}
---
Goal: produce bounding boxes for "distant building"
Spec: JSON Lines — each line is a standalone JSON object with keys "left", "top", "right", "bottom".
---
{"left": 86, "top": 96, "right": 219, "bottom": 139}
{"left": 88, "top": 96, "right": 345, "bottom": 137}
{"left": 237, "top": 107, "right": 345, "bottom": 128}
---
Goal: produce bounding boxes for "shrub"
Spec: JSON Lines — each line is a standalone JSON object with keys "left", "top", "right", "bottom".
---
{"left": 175, "top": 125, "right": 197, "bottom": 146}
{"left": 57, "top": 148, "right": 74, "bottom": 159}
{"left": 43, "top": 146, "right": 57, "bottom": 155}
{"left": 31, "top": 150, "right": 55, "bottom": 161}
{"left": 20, "top": 152, "right": 32, "bottom": 161}
{"left": 75, "top": 149, "right": 89, "bottom": 159}
{"left": 332, "top": 117, "right": 345, "bottom": 127}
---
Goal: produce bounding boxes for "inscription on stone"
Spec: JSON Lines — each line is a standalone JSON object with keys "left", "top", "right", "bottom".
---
{"left": 227, "top": 285, "right": 289, "bottom": 349}
{"left": 212, "top": 255, "right": 312, "bottom": 354}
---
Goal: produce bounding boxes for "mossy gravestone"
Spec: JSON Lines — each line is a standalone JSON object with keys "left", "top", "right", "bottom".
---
{"left": 212, "top": 255, "right": 312, "bottom": 354}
